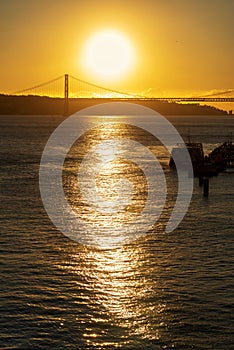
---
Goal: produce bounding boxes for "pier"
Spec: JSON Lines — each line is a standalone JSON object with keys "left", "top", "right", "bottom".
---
{"left": 170, "top": 141, "right": 234, "bottom": 196}
{"left": 170, "top": 141, "right": 234, "bottom": 176}
{"left": 207, "top": 141, "right": 234, "bottom": 170}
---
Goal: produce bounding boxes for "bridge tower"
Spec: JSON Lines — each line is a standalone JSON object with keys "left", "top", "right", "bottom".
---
{"left": 64, "top": 74, "right": 69, "bottom": 116}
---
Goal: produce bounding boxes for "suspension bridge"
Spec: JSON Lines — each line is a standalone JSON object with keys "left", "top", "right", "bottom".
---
{"left": 11, "top": 74, "right": 234, "bottom": 116}
{"left": 13, "top": 74, "right": 234, "bottom": 102}
{"left": 13, "top": 74, "right": 142, "bottom": 99}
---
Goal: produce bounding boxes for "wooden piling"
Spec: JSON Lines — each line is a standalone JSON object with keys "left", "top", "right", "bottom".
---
{"left": 203, "top": 177, "right": 209, "bottom": 197}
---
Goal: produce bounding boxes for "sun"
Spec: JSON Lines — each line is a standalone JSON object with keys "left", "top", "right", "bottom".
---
{"left": 81, "top": 29, "right": 135, "bottom": 81}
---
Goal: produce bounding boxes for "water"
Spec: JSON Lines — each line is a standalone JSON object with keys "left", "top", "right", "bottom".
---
{"left": 0, "top": 114, "right": 233, "bottom": 349}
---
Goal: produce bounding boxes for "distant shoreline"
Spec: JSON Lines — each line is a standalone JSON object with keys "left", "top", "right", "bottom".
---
{"left": 0, "top": 94, "right": 228, "bottom": 116}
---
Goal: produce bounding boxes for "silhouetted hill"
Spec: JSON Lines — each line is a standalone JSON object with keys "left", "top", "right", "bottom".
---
{"left": 0, "top": 94, "right": 227, "bottom": 116}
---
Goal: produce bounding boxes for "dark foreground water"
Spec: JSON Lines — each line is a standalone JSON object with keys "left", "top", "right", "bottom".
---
{"left": 0, "top": 114, "right": 233, "bottom": 349}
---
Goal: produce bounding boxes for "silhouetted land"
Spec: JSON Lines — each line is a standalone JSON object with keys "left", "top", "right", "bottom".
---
{"left": 0, "top": 94, "right": 227, "bottom": 115}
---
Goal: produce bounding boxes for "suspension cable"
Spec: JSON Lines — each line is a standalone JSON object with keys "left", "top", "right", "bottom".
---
{"left": 12, "top": 75, "right": 64, "bottom": 95}
{"left": 69, "top": 75, "right": 145, "bottom": 98}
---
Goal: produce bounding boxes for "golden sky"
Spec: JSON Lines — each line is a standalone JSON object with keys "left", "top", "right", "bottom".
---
{"left": 1, "top": 0, "right": 233, "bottom": 98}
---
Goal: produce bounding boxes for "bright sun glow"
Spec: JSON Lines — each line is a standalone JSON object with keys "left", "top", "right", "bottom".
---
{"left": 81, "top": 29, "right": 135, "bottom": 81}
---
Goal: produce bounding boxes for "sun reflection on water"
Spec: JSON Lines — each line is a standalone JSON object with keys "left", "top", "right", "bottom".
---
{"left": 57, "top": 243, "right": 167, "bottom": 347}
{"left": 57, "top": 120, "right": 174, "bottom": 346}
{"left": 62, "top": 120, "right": 171, "bottom": 248}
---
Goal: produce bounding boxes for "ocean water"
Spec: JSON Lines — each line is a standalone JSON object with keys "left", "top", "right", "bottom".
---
{"left": 0, "top": 114, "right": 233, "bottom": 349}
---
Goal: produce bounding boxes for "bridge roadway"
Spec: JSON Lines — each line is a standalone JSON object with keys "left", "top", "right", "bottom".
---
{"left": 120, "top": 97, "right": 234, "bottom": 103}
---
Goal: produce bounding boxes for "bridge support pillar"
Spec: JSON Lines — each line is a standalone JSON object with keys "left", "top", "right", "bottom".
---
{"left": 64, "top": 74, "right": 69, "bottom": 116}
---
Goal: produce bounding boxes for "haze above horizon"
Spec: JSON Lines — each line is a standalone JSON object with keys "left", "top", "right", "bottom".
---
{"left": 0, "top": 0, "right": 233, "bottom": 101}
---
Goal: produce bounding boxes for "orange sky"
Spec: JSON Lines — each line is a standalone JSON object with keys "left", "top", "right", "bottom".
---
{"left": 0, "top": 0, "right": 233, "bottom": 102}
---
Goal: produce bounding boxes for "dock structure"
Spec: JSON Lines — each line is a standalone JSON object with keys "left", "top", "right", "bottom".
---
{"left": 170, "top": 141, "right": 234, "bottom": 197}
{"left": 170, "top": 141, "right": 234, "bottom": 177}
{"left": 207, "top": 141, "right": 234, "bottom": 170}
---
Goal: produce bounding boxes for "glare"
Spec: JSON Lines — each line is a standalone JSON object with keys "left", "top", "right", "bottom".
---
{"left": 81, "top": 29, "right": 135, "bottom": 81}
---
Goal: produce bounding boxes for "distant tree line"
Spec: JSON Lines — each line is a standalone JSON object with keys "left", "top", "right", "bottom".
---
{"left": 0, "top": 94, "right": 227, "bottom": 116}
